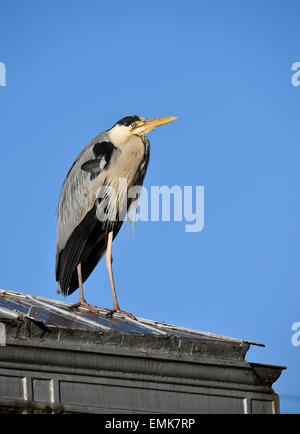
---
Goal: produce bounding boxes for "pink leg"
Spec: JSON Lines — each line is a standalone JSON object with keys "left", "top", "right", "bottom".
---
{"left": 105, "top": 231, "right": 136, "bottom": 320}
{"left": 69, "top": 263, "right": 108, "bottom": 315}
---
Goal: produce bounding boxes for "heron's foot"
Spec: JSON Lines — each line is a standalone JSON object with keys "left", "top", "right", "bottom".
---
{"left": 106, "top": 308, "right": 137, "bottom": 321}
{"left": 69, "top": 300, "right": 108, "bottom": 315}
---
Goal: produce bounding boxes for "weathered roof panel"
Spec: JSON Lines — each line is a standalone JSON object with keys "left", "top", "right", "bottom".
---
{"left": 0, "top": 288, "right": 265, "bottom": 345}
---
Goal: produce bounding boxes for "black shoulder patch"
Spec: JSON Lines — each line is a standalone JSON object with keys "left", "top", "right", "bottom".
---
{"left": 117, "top": 115, "right": 141, "bottom": 127}
{"left": 93, "top": 141, "right": 116, "bottom": 162}
{"left": 81, "top": 141, "right": 117, "bottom": 181}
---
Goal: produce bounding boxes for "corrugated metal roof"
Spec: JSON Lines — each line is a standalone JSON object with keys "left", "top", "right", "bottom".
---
{"left": 0, "top": 288, "right": 263, "bottom": 347}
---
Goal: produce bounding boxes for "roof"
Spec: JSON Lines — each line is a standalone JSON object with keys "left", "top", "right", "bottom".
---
{"left": 0, "top": 289, "right": 286, "bottom": 414}
{"left": 0, "top": 288, "right": 263, "bottom": 350}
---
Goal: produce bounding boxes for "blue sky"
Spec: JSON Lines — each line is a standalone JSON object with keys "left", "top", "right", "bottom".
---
{"left": 1, "top": 0, "right": 300, "bottom": 413}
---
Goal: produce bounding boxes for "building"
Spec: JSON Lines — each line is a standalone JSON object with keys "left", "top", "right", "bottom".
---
{"left": 0, "top": 289, "right": 285, "bottom": 414}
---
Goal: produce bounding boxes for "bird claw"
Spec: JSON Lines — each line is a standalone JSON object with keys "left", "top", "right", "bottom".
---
{"left": 69, "top": 300, "right": 109, "bottom": 315}
{"left": 106, "top": 308, "right": 137, "bottom": 321}
{"left": 69, "top": 300, "right": 136, "bottom": 321}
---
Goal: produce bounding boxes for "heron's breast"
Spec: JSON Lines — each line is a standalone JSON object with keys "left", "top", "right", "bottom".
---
{"left": 109, "top": 136, "right": 146, "bottom": 185}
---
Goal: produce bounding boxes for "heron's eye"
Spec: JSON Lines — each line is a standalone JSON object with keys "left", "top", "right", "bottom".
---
{"left": 131, "top": 122, "right": 136, "bottom": 128}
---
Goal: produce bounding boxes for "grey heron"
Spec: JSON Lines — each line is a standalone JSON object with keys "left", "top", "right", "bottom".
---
{"left": 56, "top": 115, "right": 177, "bottom": 319}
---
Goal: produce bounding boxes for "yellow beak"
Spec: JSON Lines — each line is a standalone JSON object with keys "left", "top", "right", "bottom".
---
{"left": 133, "top": 116, "right": 178, "bottom": 135}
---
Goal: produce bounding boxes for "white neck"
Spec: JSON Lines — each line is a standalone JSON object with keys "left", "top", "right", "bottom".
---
{"left": 108, "top": 124, "right": 132, "bottom": 149}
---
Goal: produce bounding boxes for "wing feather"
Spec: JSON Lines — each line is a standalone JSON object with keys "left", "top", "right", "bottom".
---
{"left": 57, "top": 204, "right": 98, "bottom": 294}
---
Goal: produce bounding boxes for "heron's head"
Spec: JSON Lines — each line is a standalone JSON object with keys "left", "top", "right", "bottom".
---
{"left": 108, "top": 115, "right": 177, "bottom": 147}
